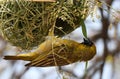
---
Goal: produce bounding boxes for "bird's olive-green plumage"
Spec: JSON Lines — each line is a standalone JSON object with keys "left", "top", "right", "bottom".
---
{"left": 4, "top": 37, "right": 96, "bottom": 67}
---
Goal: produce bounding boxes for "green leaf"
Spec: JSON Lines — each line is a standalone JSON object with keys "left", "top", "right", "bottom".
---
{"left": 81, "top": 20, "right": 87, "bottom": 38}
{"left": 85, "top": 61, "right": 88, "bottom": 75}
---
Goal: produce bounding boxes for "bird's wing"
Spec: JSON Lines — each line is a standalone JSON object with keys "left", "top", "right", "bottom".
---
{"left": 25, "top": 45, "right": 72, "bottom": 67}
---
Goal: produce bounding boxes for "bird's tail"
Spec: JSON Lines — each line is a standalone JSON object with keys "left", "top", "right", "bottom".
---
{"left": 4, "top": 52, "right": 37, "bottom": 61}
{"left": 4, "top": 55, "right": 30, "bottom": 61}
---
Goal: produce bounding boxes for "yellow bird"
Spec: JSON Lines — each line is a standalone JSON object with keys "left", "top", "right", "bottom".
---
{"left": 4, "top": 37, "right": 96, "bottom": 67}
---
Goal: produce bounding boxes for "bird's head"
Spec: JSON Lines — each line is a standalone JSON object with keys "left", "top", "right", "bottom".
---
{"left": 82, "top": 38, "right": 93, "bottom": 46}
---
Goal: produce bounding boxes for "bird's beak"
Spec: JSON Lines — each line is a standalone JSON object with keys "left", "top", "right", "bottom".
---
{"left": 83, "top": 38, "right": 89, "bottom": 43}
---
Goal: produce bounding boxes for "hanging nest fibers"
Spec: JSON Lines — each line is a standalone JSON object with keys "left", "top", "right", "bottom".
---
{"left": 0, "top": 0, "right": 93, "bottom": 50}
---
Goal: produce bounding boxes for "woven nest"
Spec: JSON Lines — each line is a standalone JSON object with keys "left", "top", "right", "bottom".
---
{"left": 0, "top": 0, "right": 91, "bottom": 50}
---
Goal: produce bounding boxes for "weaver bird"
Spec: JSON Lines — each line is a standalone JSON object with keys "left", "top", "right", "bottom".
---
{"left": 4, "top": 37, "right": 96, "bottom": 67}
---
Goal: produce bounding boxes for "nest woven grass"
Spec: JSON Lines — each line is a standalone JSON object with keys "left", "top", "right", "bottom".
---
{"left": 0, "top": 0, "right": 91, "bottom": 50}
